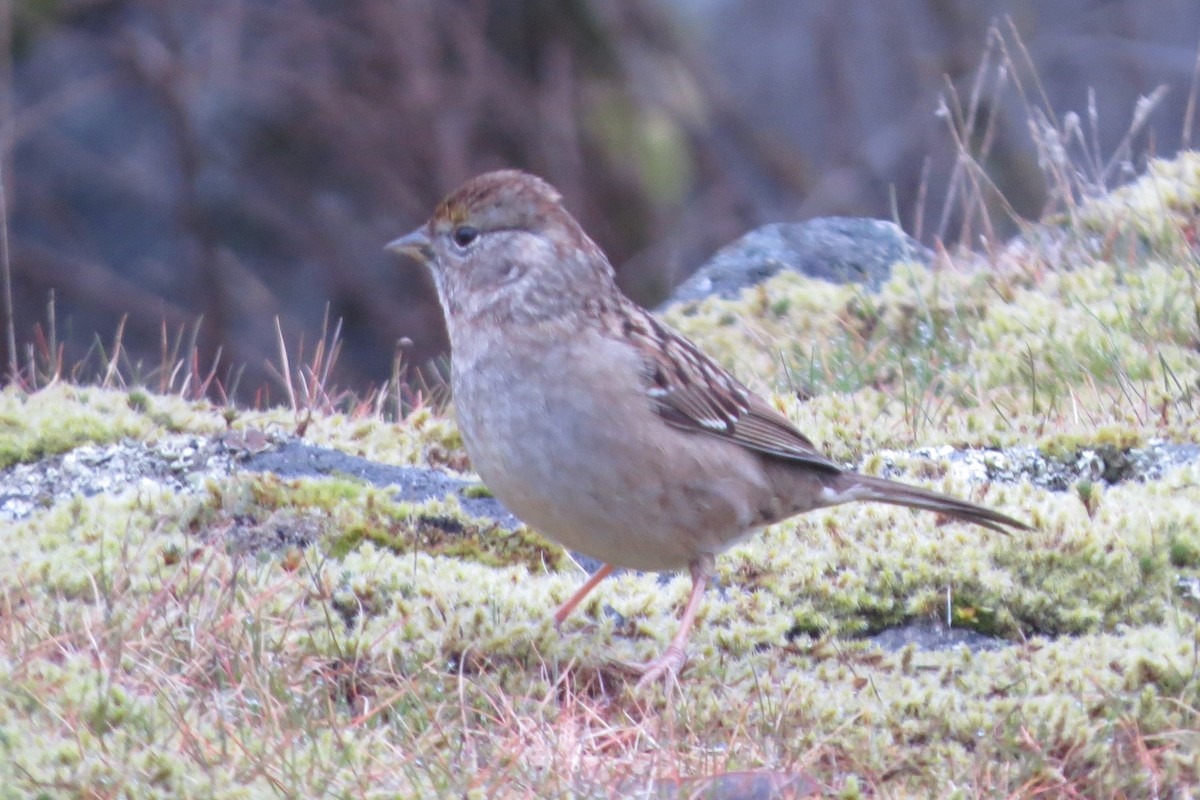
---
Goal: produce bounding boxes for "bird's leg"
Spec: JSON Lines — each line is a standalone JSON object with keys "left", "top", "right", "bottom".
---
{"left": 553, "top": 563, "right": 615, "bottom": 628}
{"left": 623, "top": 554, "right": 714, "bottom": 691}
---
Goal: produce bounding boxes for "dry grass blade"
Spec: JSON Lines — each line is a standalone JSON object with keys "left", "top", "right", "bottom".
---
{"left": 1183, "top": 42, "right": 1200, "bottom": 150}
{"left": 100, "top": 314, "right": 127, "bottom": 389}
{"left": 265, "top": 305, "right": 357, "bottom": 433}
{"left": 270, "top": 316, "right": 298, "bottom": 414}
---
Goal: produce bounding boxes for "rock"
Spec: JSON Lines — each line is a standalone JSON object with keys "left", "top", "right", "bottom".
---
{"left": 865, "top": 617, "right": 1011, "bottom": 654}
{"left": 241, "top": 440, "right": 612, "bottom": 575}
{"left": 241, "top": 440, "right": 524, "bottom": 531}
{"left": 663, "top": 217, "right": 933, "bottom": 306}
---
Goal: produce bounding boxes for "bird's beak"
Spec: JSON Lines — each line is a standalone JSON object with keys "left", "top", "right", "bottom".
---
{"left": 386, "top": 227, "right": 434, "bottom": 263}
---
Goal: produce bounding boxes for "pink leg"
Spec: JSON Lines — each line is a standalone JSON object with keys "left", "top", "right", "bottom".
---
{"left": 554, "top": 563, "right": 615, "bottom": 627}
{"left": 624, "top": 554, "right": 714, "bottom": 690}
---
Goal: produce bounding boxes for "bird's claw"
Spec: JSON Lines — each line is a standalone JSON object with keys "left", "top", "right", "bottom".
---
{"left": 615, "top": 645, "right": 689, "bottom": 691}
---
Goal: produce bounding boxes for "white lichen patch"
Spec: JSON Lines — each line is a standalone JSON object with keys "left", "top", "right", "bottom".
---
{"left": 0, "top": 433, "right": 240, "bottom": 521}
{"left": 867, "top": 439, "right": 1199, "bottom": 491}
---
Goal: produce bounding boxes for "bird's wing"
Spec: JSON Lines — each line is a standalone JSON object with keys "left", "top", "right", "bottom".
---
{"left": 616, "top": 302, "right": 843, "bottom": 473}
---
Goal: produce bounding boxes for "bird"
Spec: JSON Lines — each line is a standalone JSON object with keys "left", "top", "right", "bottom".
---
{"left": 388, "top": 169, "right": 1030, "bottom": 690}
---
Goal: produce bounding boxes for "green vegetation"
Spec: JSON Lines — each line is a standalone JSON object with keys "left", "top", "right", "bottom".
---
{"left": 3, "top": 151, "right": 1200, "bottom": 799}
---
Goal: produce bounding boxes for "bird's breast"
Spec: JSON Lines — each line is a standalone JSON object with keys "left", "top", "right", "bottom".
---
{"left": 448, "top": 331, "right": 772, "bottom": 570}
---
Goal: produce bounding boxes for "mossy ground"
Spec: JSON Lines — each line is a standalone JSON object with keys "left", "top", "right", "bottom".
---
{"left": 3, "top": 154, "right": 1200, "bottom": 796}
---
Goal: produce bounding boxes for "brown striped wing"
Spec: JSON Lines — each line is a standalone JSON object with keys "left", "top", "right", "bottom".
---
{"left": 619, "top": 304, "right": 842, "bottom": 473}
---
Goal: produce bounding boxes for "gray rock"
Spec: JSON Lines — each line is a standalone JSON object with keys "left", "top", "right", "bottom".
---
{"left": 664, "top": 217, "right": 933, "bottom": 306}
{"left": 241, "top": 440, "right": 524, "bottom": 531}
{"left": 865, "top": 617, "right": 1011, "bottom": 654}
{"left": 241, "top": 440, "right": 613, "bottom": 575}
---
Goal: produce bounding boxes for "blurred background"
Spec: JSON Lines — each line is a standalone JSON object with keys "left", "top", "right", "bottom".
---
{"left": 2, "top": 0, "right": 1198, "bottom": 403}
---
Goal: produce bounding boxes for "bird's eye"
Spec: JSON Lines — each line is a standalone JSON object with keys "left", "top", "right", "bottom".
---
{"left": 452, "top": 225, "right": 479, "bottom": 248}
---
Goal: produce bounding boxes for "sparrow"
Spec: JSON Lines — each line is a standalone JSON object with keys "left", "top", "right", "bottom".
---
{"left": 388, "top": 169, "right": 1029, "bottom": 689}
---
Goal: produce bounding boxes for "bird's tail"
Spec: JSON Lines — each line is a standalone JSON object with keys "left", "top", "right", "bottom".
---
{"left": 837, "top": 473, "right": 1031, "bottom": 534}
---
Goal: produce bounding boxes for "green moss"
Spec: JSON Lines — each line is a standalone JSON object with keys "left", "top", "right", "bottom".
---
{"left": 2, "top": 471, "right": 1199, "bottom": 795}
{"left": 1038, "top": 432, "right": 1142, "bottom": 465}
{"left": 0, "top": 384, "right": 249, "bottom": 468}
{"left": 1168, "top": 529, "right": 1200, "bottom": 568}
{"left": 125, "top": 389, "right": 149, "bottom": 413}
{"left": 0, "top": 385, "right": 145, "bottom": 468}
{"left": 1074, "top": 151, "right": 1200, "bottom": 243}
{"left": 662, "top": 224, "right": 1200, "bottom": 455}
{"left": 460, "top": 483, "right": 493, "bottom": 499}
{"left": 949, "top": 597, "right": 1002, "bottom": 636}
{"left": 185, "top": 473, "right": 568, "bottom": 574}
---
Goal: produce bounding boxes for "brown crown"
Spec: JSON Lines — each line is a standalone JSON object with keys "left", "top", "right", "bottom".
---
{"left": 431, "top": 169, "right": 564, "bottom": 229}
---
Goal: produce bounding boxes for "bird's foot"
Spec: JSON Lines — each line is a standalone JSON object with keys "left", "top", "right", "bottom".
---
{"left": 616, "top": 645, "right": 689, "bottom": 691}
